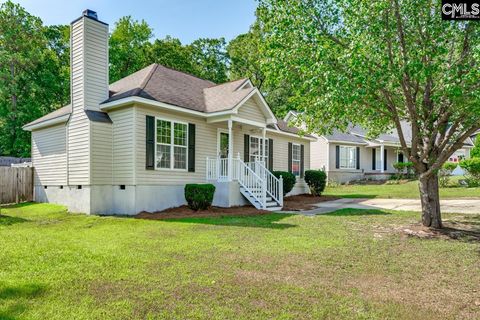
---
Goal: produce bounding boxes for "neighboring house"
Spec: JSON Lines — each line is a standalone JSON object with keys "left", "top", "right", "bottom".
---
{"left": 23, "top": 10, "right": 314, "bottom": 215}
{"left": 0, "top": 157, "right": 31, "bottom": 167}
{"left": 285, "top": 111, "right": 475, "bottom": 184}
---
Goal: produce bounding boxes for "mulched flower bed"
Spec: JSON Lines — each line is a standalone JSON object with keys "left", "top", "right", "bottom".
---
{"left": 136, "top": 205, "right": 271, "bottom": 220}
{"left": 135, "top": 194, "right": 339, "bottom": 220}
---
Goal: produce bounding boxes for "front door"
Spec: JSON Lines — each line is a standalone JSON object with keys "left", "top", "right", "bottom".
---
{"left": 218, "top": 131, "right": 229, "bottom": 179}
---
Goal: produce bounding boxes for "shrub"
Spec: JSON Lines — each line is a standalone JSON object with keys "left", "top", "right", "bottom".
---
{"left": 392, "top": 162, "right": 406, "bottom": 179}
{"left": 439, "top": 162, "right": 457, "bottom": 188}
{"left": 304, "top": 170, "right": 327, "bottom": 196}
{"left": 403, "top": 162, "right": 415, "bottom": 179}
{"left": 184, "top": 184, "right": 216, "bottom": 210}
{"left": 459, "top": 158, "right": 480, "bottom": 187}
{"left": 272, "top": 171, "right": 296, "bottom": 195}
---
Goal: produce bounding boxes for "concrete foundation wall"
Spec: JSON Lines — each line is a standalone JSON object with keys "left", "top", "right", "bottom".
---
{"left": 34, "top": 182, "right": 254, "bottom": 215}
{"left": 34, "top": 185, "right": 91, "bottom": 214}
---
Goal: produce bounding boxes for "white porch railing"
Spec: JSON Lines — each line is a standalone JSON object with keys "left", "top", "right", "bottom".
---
{"left": 247, "top": 160, "right": 283, "bottom": 207}
{"left": 206, "top": 155, "right": 283, "bottom": 209}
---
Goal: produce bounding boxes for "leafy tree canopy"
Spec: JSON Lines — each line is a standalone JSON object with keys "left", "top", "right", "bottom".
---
{"left": 258, "top": 0, "right": 480, "bottom": 228}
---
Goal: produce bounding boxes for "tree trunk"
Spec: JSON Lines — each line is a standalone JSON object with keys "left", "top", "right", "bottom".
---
{"left": 419, "top": 173, "right": 442, "bottom": 228}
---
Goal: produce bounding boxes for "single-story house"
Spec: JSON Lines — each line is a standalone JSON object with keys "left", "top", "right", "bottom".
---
{"left": 23, "top": 10, "right": 314, "bottom": 215}
{"left": 284, "top": 111, "right": 475, "bottom": 184}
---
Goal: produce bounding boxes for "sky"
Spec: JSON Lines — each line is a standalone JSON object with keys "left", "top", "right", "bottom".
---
{"left": 10, "top": 0, "right": 257, "bottom": 44}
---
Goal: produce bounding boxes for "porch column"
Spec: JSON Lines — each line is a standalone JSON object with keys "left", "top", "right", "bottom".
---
{"left": 262, "top": 127, "right": 266, "bottom": 164}
{"left": 228, "top": 119, "right": 233, "bottom": 181}
{"left": 380, "top": 144, "right": 385, "bottom": 173}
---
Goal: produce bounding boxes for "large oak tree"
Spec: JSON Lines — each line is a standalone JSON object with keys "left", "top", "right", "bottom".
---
{"left": 258, "top": 0, "right": 480, "bottom": 228}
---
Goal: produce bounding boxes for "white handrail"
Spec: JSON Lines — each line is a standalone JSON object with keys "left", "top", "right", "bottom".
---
{"left": 253, "top": 161, "right": 283, "bottom": 206}
{"left": 205, "top": 156, "right": 283, "bottom": 209}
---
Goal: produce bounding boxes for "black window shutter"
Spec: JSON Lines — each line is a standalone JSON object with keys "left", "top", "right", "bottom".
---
{"left": 335, "top": 145, "right": 340, "bottom": 169}
{"left": 268, "top": 138, "right": 273, "bottom": 170}
{"left": 384, "top": 148, "right": 387, "bottom": 171}
{"left": 372, "top": 148, "right": 376, "bottom": 170}
{"left": 145, "top": 115, "right": 155, "bottom": 170}
{"left": 398, "top": 152, "right": 404, "bottom": 163}
{"left": 300, "top": 144, "right": 305, "bottom": 178}
{"left": 244, "top": 134, "right": 250, "bottom": 162}
{"left": 288, "top": 142, "right": 293, "bottom": 173}
{"left": 356, "top": 147, "right": 360, "bottom": 170}
{"left": 188, "top": 123, "right": 195, "bottom": 172}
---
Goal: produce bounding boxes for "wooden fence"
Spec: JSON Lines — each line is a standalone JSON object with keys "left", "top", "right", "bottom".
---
{"left": 0, "top": 167, "right": 33, "bottom": 204}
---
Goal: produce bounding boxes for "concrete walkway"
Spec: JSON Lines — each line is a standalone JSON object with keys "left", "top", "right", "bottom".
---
{"left": 301, "top": 198, "right": 480, "bottom": 215}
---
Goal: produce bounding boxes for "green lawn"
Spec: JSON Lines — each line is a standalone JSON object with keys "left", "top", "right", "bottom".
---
{"left": 325, "top": 177, "right": 480, "bottom": 199}
{"left": 1, "top": 203, "right": 479, "bottom": 319}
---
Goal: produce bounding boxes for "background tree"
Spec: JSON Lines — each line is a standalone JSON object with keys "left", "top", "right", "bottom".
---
{"left": 258, "top": 0, "right": 480, "bottom": 228}
{"left": 471, "top": 136, "right": 480, "bottom": 158}
{"left": 0, "top": 1, "right": 56, "bottom": 156}
{"left": 228, "top": 22, "right": 265, "bottom": 88}
{"left": 228, "top": 21, "right": 295, "bottom": 116}
{"left": 109, "top": 16, "right": 153, "bottom": 82}
{"left": 189, "top": 38, "right": 228, "bottom": 83}
{"left": 148, "top": 36, "right": 196, "bottom": 75}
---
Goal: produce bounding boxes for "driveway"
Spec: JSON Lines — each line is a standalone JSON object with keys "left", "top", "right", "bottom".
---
{"left": 301, "top": 198, "right": 480, "bottom": 215}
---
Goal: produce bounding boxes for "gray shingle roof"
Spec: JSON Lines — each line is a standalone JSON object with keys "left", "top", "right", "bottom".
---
{"left": 23, "top": 104, "right": 72, "bottom": 128}
{"left": 107, "top": 64, "right": 253, "bottom": 113}
{"left": 273, "top": 119, "right": 315, "bottom": 138}
{"left": 323, "top": 129, "right": 368, "bottom": 144}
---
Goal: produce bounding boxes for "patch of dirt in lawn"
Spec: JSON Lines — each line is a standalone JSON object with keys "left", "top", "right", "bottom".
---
{"left": 282, "top": 194, "right": 339, "bottom": 211}
{"left": 366, "top": 215, "right": 480, "bottom": 242}
{"left": 136, "top": 205, "right": 271, "bottom": 220}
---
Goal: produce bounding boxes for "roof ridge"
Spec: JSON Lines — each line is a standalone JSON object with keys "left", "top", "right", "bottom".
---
{"left": 206, "top": 78, "right": 249, "bottom": 89}
{"left": 155, "top": 63, "right": 216, "bottom": 85}
{"left": 129, "top": 63, "right": 158, "bottom": 97}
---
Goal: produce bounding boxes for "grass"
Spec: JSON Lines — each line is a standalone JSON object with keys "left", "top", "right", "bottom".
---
{"left": 0, "top": 203, "right": 479, "bottom": 319}
{"left": 325, "top": 176, "right": 480, "bottom": 199}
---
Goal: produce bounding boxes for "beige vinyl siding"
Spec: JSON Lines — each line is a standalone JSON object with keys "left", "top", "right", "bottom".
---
{"left": 68, "top": 16, "right": 109, "bottom": 185}
{"left": 83, "top": 18, "right": 109, "bottom": 111}
{"left": 236, "top": 97, "right": 267, "bottom": 124}
{"left": 134, "top": 105, "right": 219, "bottom": 185}
{"left": 267, "top": 131, "right": 310, "bottom": 172}
{"left": 231, "top": 126, "right": 311, "bottom": 172}
{"left": 110, "top": 107, "right": 135, "bottom": 185}
{"left": 68, "top": 18, "right": 90, "bottom": 185}
{"left": 310, "top": 137, "right": 329, "bottom": 171}
{"left": 91, "top": 121, "right": 113, "bottom": 184}
{"left": 32, "top": 124, "right": 67, "bottom": 186}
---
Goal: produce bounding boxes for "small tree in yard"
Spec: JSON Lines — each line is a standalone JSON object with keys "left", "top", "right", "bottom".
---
{"left": 471, "top": 136, "right": 480, "bottom": 159}
{"left": 438, "top": 162, "right": 457, "bottom": 188}
{"left": 459, "top": 158, "right": 480, "bottom": 187}
{"left": 259, "top": 0, "right": 480, "bottom": 228}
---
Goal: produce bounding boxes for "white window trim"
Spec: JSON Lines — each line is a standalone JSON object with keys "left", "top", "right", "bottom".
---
{"left": 249, "top": 135, "right": 269, "bottom": 163}
{"left": 155, "top": 117, "right": 188, "bottom": 172}
{"left": 291, "top": 143, "right": 301, "bottom": 176}
{"left": 339, "top": 145, "right": 357, "bottom": 170}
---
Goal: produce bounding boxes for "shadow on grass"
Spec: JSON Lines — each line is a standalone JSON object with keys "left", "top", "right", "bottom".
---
{"left": 440, "top": 215, "right": 480, "bottom": 242}
{"left": 0, "top": 202, "right": 36, "bottom": 209}
{"left": 0, "top": 283, "right": 45, "bottom": 320}
{"left": 0, "top": 215, "right": 28, "bottom": 226}
{"left": 160, "top": 213, "right": 297, "bottom": 229}
{"left": 323, "top": 209, "right": 392, "bottom": 216}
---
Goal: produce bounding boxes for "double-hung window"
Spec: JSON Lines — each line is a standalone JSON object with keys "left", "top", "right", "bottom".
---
{"left": 249, "top": 136, "right": 269, "bottom": 163}
{"left": 339, "top": 146, "right": 356, "bottom": 169}
{"left": 156, "top": 119, "right": 188, "bottom": 170}
{"left": 291, "top": 143, "right": 301, "bottom": 176}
